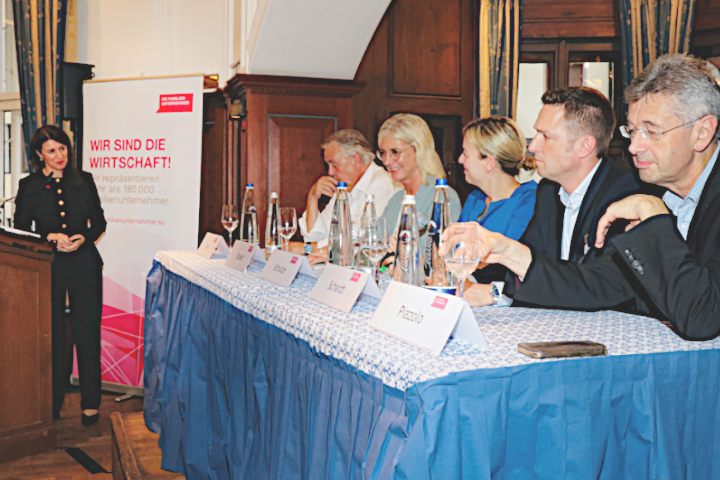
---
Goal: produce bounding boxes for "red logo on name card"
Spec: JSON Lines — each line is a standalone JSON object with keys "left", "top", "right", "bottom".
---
{"left": 350, "top": 272, "right": 361, "bottom": 282}
{"left": 212, "top": 237, "right": 218, "bottom": 244}
{"left": 157, "top": 93, "right": 193, "bottom": 113}
{"left": 291, "top": 256, "right": 298, "bottom": 264}
{"left": 248, "top": 246, "right": 253, "bottom": 252}
{"left": 431, "top": 296, "right": 448, "bottom": 310}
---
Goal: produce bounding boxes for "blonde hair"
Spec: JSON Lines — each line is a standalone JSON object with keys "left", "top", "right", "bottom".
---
{"left": 462, "top": 116, "right": 535, "bottom": 177}
{"left": 377, "top": 113, "right": 446, "bottom": 185}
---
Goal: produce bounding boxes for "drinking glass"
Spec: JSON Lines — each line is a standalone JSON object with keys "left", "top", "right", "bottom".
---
{"left": 279, "top": 207, "right": 297, "bottom": 251}
{"left": 221, "top": 205, "right": 239, "bottom": 243}
{"left": 443, "top": 233, "right": 480, "bottom": 299}
{"left": 361, "top": 217, "right": 388, "bottom": 282}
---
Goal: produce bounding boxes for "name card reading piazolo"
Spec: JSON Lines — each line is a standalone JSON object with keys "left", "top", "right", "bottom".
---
{"left": 369, "top": 281, "right": 490, "bottom": 356}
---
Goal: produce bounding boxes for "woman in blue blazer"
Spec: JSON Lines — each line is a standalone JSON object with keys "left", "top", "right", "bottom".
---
{"left": 457, "top": 117, "right": 537, "bottom": 285}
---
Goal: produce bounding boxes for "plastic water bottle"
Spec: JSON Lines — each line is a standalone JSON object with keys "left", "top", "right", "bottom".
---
{"left": 265, "top": 192, "right": 281, "bottom": 254}
{"left": 240, "top": 183, "right": 259, "bottom": 244}
{"left": 424, "top": 179, "right": 453, "bottom": 286}
{"left": 393, "top": 195, "right": 422, "bottom": 286}
{"left": 328, "top": 182, "right": 353, "bottom": 266}
{"left": 357, "top": 194, "right": 377, "bottom": 267}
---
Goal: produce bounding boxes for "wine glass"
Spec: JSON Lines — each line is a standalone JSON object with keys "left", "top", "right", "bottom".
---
{"left": 361, "top": 217, "right": 388, "bottom": 282}
{"left": 443, "top": 233, "right": 480, "bottom": 300}
{"left": 279, "top": 207, "right": 297, "bottom": 251}
{"left": 221, "top": 205, "right": 239, "bottom": 243}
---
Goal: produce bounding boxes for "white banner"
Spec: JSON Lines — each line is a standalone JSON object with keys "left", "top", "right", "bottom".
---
{"left": 82, "top": 76, "right": 203, "bottom": 388}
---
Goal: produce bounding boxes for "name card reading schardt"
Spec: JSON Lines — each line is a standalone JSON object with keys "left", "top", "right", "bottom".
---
{"left": 259, "top": 249, "right": 317, "bottom": 287}
{"left": 310, "top": 264, "right": 383, "bottom": 313}
{"left": 369, "top": 281, "right": 490, "bottom": 357}
{"left": 197, "top": 232, "right": 230, "bottom": 259}
{"left": 224, "top": 241, "right": 257, "bottom": 272}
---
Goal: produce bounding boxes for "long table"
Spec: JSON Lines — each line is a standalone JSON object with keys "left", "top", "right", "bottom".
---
{"left": 144, "top": 251, "right": 720, "bottom": 479}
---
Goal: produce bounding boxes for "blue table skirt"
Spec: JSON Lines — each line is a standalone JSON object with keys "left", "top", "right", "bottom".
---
{"left": 144, "top": 261, "right": 720, "bottom": 479}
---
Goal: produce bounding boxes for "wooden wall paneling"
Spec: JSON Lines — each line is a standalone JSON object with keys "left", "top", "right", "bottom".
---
{"left": 694, "top": 0, "right": 720, "bottom": 33}
{"left": 522, "top": 0, "right": 620, "bottom": 39}
{"left": 244, "top": 91, "right": 269, "bottom": 240}
{"left": 199, "top": 92, "right": 227, "bottom": 244}
{"left": 226, "top": 75, "right": 362, "bottom": 245}
{"left": 692, "top": 0, "right": 720, "bottom": 59}
{"left": 353, "top": 0, "right": 476, "bottom": 199}
{"left": 389, "top": 0, "right": 463, "bottom": 98}
{"left": 267, "top": 115, "right": 336, "bottom": 219}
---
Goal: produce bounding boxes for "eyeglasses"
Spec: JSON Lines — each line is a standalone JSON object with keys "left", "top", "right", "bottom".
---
{"left": 619, "top": 116, "right": 704, "bottom": 142}
{"left": 376, "top": 146, "right": 413, "bottom": 161}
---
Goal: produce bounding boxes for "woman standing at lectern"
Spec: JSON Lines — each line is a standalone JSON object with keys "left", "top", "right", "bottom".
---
{"left": 14, "top": 126, "right": 106, "bottom": 426}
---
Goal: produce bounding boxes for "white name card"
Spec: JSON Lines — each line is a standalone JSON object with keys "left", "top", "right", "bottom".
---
{"left": 225, "top": 241, "right": 257, "bottom": 272}
{"left": 369, "top": 281, "right": 490, "bottom": 357}
{"left": 197, "top": 232, "right": 230, "bottom": 259}
{"left": 259, "top": 249, "right": 317, "bottom": 287}
{"left": 251, "top": 246, "right": 268, "bottom": 265}
{"left": 310, "top": 264, "right": 383, "bottom": 313}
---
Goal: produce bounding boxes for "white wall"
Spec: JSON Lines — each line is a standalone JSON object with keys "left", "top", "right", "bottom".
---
{"left": 76, "top": 0, "right": 234, "bottom": 87}
{"left": 75, "top": 0, "right": 392, "bottom": 87}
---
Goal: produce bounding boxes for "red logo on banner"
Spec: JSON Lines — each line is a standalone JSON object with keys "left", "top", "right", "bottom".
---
{"left": 291, "top": 256, "right": 299, "bottom": 264}
{"left": 350, "top": 272, "right": 361, "bottom": 282}
{"left": 430, "top": 296, "right": 448, "bottom": 310}
{"left": 157, "top": 94, "right": 193, "bottom": 113}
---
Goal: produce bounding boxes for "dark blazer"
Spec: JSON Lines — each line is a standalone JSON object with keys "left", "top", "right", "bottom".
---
{"left": 14, "top": 170, "right": 106, "bottom": 276}
{"left": 514, "top": 147, "right": 720, "bottom": 340}
{"left": 505, "top": 159, "right": 641, "bottom": 296}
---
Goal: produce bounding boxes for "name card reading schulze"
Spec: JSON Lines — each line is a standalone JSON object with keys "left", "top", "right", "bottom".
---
{"left": 310, "top": 264, "right": 382, "bottom": 313}
{"left": 369, "top": 281, "right": 490, "bottom": 356}
{"left": 259, "top": 249, "right": 316, "bottom": 287}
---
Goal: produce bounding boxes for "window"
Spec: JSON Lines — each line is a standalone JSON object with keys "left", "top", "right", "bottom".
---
{"left": 516, "top": 40, "right": 623, "bottom": 139}
{"left": 0, "top": 0, "right": 24, "bottom": 227}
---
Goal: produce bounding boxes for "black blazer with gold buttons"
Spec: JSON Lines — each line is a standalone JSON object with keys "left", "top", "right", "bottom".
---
{"left": 14, "top": 170, "right": 106, "bottom": 276}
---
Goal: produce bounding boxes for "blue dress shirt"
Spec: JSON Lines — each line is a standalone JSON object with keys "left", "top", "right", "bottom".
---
{"left": 458, "top": 181, "right": 538, "bottom": 241}
{"left": 663, "top": 144, "right": 720, "bottom": 240}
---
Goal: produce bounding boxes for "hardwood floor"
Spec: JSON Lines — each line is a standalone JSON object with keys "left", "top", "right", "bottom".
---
{"left": 0, "top": 390, "right": 144, "bottom": 479}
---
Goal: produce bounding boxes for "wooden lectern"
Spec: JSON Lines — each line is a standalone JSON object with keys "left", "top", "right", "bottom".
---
{"left": 0, "top": 228, "right": 56, "bottom": 462}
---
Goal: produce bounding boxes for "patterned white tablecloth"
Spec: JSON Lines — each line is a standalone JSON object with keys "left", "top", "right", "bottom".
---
{"left": 156, "top": 250, "right": 720, "bottom": 391}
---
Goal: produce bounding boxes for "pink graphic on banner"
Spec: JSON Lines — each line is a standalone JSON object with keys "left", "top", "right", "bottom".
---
{"left": 74, "top": 279, "right": 145, "bottom": 387}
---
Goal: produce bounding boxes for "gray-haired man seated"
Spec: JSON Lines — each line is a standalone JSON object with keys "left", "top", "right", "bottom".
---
{"left": 441, "top": 54, "right": 720, "bottom": 341}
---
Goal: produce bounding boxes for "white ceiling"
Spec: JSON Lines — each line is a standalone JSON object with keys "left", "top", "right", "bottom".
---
{"left": 248, "top": 0, "right": 392, "bottom": 79}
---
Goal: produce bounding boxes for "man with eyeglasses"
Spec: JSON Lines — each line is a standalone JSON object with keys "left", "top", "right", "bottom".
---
{"left": 298, "top": 129, "right": 400, "bottom": 254}
{"left": 464, "top": 87, "right": 640, "bottom": 306}
{"left": 442, "top": 53, "right": 720, "bottom": 340}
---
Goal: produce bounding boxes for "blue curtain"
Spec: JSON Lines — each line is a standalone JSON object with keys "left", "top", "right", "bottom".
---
{"left": 619, "top": 0, "right": 696, "bottom": 90}
{"left": 479, "top": 0, "right": 522, "bottom": 118}
{"left": 13, "top": 0, "right": 68, "bottom": 171}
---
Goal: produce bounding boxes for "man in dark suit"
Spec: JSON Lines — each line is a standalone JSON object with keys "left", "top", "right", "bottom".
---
{"left": 443, "top": 54, "right": 720, "bottom": 340}
{"left": 464, "top": 87, "right": 640, "bottom": 306}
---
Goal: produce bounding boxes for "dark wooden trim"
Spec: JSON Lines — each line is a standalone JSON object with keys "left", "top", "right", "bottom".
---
{"left": 226, "top": 74, "right": 364, "bottom": 100}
